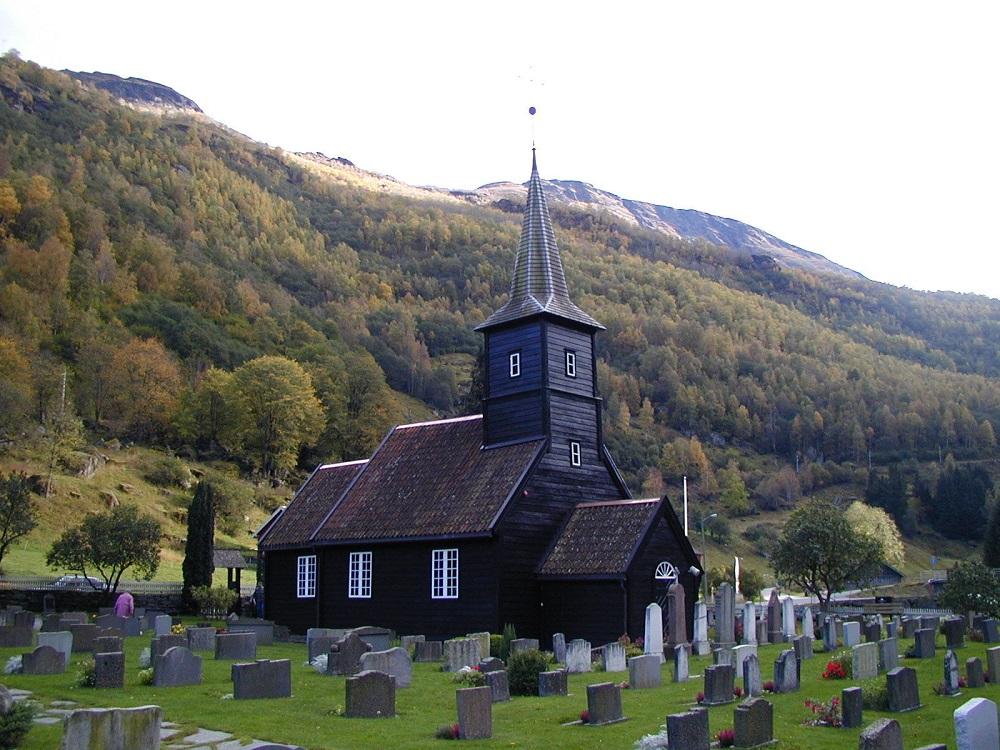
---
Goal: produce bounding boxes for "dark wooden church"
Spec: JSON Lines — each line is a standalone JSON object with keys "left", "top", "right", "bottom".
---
{"left": 257, "top": 152, "right": 702, "bottom": 645}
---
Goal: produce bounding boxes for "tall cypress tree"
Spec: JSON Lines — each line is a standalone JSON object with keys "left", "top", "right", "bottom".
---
{"left": 182, "top": 481, "right": 216, "bottom": 612}
{"left": 984, "top": 502, "right": 1000, "bottom": 569}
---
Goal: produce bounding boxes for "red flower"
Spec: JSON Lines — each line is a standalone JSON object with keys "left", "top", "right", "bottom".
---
{"left": 696, "top": 691, "right": 705, "bottom": 703}
{"left": 717, "top": 728, "right": 735, "bottom": 747}
{"left": 579, "top": 710, "right": 590, "bottom": 724}
{"left": 822, "top": 661, "right": 847, "bottom": 680}
{"left": 733, "top": 686, "right": 744, "bottom": 697}
{"left": 763, "top": 680, "right": 776, "bottom": 693}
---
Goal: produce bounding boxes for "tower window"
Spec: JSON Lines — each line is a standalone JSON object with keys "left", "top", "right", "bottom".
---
{"left": 570, "top": 441, "right": 581, "bottom": 466}
{"left": 509, "top": 351, "right": 521, "bottom": 378}
{"left": 565, "top": 350, "right": 577, "bottom": 377}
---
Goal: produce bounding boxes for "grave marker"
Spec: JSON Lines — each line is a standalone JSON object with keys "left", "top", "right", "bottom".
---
{"left": 602, "top": 642, "right": 626, "bottom": 672}
{"left": 673, "top": 644, "right": 688, "bottom": 683}
{"left": 552, "top": 632, "right": 566, "bottom": 663}
{"left": 853, "top": 642, "right": 879, "bottom": 680}
{"left": 22, "top": 645, "right": 65, "bottom": 675}
{"left": 742, "top": 602, "right": 757, "bottom": 645}
{"left": 37, "top": 631, "right": 71, "bottom": 667}
{"left": 782, "top": 597, "right": 796, "bottom": 640}
{"left": 629, "top": 654, "right": 661, "bottom": 689}
{"left": 152, "top": 646, "right": 202, "bottom": 687}
{"left": 767, "top": 590, "right": 782, "bottom": 644}
{"left": 645, "top": 602, "right": 664, "bottom": 662}
{"left": 842, "top": 686, "right": 863, "bottom": 728}
{"left": 566, "top": 639, "right": 592, "bottom": 673}
{"left": 859, "top": 718, "right": 903, "bottom": 750}
{"left": 666, "top": 582, "right": 688, "bottom": 647}
{"left": 715, "top": 583, "right": 736, "bottom": 647}
{"left": 61, "top": 705, "right": 161, "bottom": 750}
{"left": 94, "top": 651, "right": 124, "bottom": 689}
{"left": 444, "top": 637, "right": 480, "bottom": 673}
{"left": 692, "top": 602, "right": 710, "bottom": 656}
{"left": 887, "top": 666, "right": 920, "bottom": 712}
{"left": 734, "top": 697, "right": 773, "bottom": 748}
{"left": 943, "top": 650, "right": 961, "bottom": 696}
{"left": 538, "top": 669, "right": 568, "bottom": 696}
{"left": 345, "top": 670, "right": 395, "bottom": 718}
{"left": 879, "top": 637, "right": 899, "bottom": 672}
{"left": 843, "top": 621, "right": 861, "bottom": 647}
{"left": 360, "top": 647, "right": 412, "bottom": 688}
{"left": 413, "top": 640, "right": 443, "bottom": 662}
{"left": 966, "top": 657, "right": 984, "bottom": 688}
{"left": 232, "top": 659, "right": 292, "bottom": 699}
{"left": 485, "top": 670, "right": 509, "bottom": 702}
{"left": 666, "top": 708, "right": 709, "bottom": 750}
{"left": 510, "top": 638, "right": 539, "bottom": 655}
{"left": 456, "top": 686, "right": 492, "bottom": 739}
{"left": 953, "top": 697, "right": 999, "bottom": 750}
{"left": 703, "top": 663, "right": 735, "bottom": 705}
{"left": 914, "top": 628, "right": 936, "bottom": 658}
{"left": 773, "top": 649, "right": 798, "bottom": 693}
{"left": 743, "top": 653, "right": 762, "bottom": 697}
{"left": 586, "top": 682, "right": 624, "bottom": 726}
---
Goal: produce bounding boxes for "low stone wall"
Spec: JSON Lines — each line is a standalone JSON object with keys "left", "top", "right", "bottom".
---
{"left": 0, "top": 588, "right": 182, "bottom": 613}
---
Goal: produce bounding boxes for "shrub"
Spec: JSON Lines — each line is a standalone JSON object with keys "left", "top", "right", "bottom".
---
{"left": 435, "top": 724, "right": 460, "bottom": 740}
{"left": 75, "top": 658, "right": 96, "bottom": 688}
{"left": 499, "top": 623, "right": 517, "bottom": 661}
{"left": 191, "top": 585, "right": 239, "bottom": 618}
{"left": 0, "top": 700, "right": 35, "bottom": 750}
{"left": 507, "top": 649, "right": 549, "bottom": 696}
{"left": 145, "top": 456, "right": 192, "bottom": 488}
{"left": 803, "top": 696, "right": 841, "bottom": 727}
{"left": 860, "top": 678, "right": 889, "bottom": 710}
{"left": 452, "top": 667, "right": 485, "bottom": 687}
{"left": 489, "top": 634, "right": 503, "bottom": 658}
{"left": 137, "top": 667, "right": 154, "bottom": 685}
{"left": 822, "top": 650, "right": 852, "bottom": 679}
{"left": 617, "top": 634, "right": 644, "bottom": 658}
{"left": 211, "top": 476, "right": 254, "bottom": 535}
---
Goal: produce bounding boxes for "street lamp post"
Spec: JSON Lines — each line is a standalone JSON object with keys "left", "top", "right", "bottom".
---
{"left": 700, "top": 512, "right": 718, "bottom": 603}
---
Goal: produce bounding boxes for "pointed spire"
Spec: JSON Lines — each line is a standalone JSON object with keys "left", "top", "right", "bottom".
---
{"left": 477, "top": 152, "right": 603, "bottom": 331}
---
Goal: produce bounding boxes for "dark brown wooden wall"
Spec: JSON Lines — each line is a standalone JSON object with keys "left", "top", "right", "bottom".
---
{"left": 262, "top": 549, "right": 320, "bottom": 634}
{"left": 627, "top": 515, "right": 699, "bottom": 641}
{"left": 539, "top": 579, "right": 627, "bottom": 646}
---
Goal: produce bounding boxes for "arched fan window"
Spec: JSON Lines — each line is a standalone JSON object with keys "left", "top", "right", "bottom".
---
{"left": 655, "top": 561, "right": 678, "bottom": 583}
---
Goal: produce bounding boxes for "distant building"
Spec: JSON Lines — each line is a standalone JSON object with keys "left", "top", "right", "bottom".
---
{"left": 257, "top": 151, "right": 702, "bottom": 645}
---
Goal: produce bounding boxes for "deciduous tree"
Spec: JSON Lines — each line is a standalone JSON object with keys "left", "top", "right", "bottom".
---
{"left": 0, "top": 472, "right": 36, "bottom": 569}
{"left": 844, "top": 501, "right": 904, "bottom": 566}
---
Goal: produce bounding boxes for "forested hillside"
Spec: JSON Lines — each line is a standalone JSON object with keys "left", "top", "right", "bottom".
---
{"left": 2, "top": 54, "right": 999, "bottom": 543}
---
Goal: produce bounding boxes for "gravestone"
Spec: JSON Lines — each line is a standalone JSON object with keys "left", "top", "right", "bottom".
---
{"left": 232, "top": 659, "right": 292, "bottom": 699}
{"left": 22, "top": 645, "right": 65, "bottom": 675}
{"left": 456, "top": 686, "right": 492, "bottom": 739}
{"left": 692, "top": 602, "right": 710, "bottom": 656}
{"left": 509, "top": 638, "right": 539, "bottom": 655}
{"left": 485, "top": 669, "right": 509, "bottom": 702}
{"left": 602, "top": 642, "right": 626, "bottom": 672}
{"left": 12, "top": 611, "right": 34, "bottom": 629}
{"left": 61, "top": 611, "right": 88, "bottom": 624}
{"left": 853, "top": 642, "right": 879, "bottom": 680}
{"left": 40, "top": 614, "right": 61, "bottom": 632}
{"left": 629, "top": 654, "right": 661, "bottom": 689}
{"left": 954, "top": 697, "right": 999, "bottom": 750}
{"left": 94, "top": 636, "right": 122, "bottom": 654}
{"left": 865, "top": 621, "right": 881, "bottom": 643}
{"left": 823, "top": 616, "right": 837, "bottom": 652}
{"left": 123, "top": 617, "right": 143, "bottom": 637}
{"left": 966, "top": 657, "right": 984, "bottom": 688}
{"left": 666, "top": 582, "right": 688, "bottom": 647}
{"left": 982, "top": 619, "right": 1000, "bottom": 644}
{"left": 400, "top": 634, "right": 424, "bottom": 653}
{"left": 94, "top": 614, "right": 125, "bottom": 633}
{"left": 467, "top": 632, "right": 491, "bottom": 659}
{"left": 673, "top": 643, "right": 688, "bottom": 682}
{"left": 151, "top": 634, "right": 185, "bottom": 664}
{"left": 586, "top": 682, "right": 624, "bottom": 725}
{"left": 69, "top": 623, "right": 97, "bottom": 652}
{"left": 360, "top": 647, "right": 412, "bottom": 688}
{"left": 842, "top": 686, "right": 863, "bottom": 728}
{"left": 755, "top": 619, "right": 767, "bottom": 646}
{"left": 743, "top": 653, "right": 762, "bottom": 697}
{"left": 914, "top": 628, "right": 936, "bottom": 658}
{"left": 859, "top": 718, "right": 903, "bottom": 750}
{"left": 565, "top": 639, "right": 592, "bottom": 673}
{"left": 988, "top": 647, "right": 1000, "bottom": 684}
{"left": 887, "top": 666, "right": 920, "bottom": 712}
{"left": 229, "top": 619, "right": 276, "bottom": 646}
{"left": 943, "top": 650, "right": 961, "bottom": 696}
{"left": 782, "top": 597, "right": 796, "bottom": 641}
{"left": 94, "top": 651, "right": 125, "bottom": 688}
{"left": 713, "top": 646, "right": 735, "bottom": 668}
{"left": 186, "top": 626, "right": 216, "bottom": 652}
{"left": 920, "top": 616, "right": 940, "bottom": 633}
{"left": 792, "top": 635, "right": 812, "bottom": 663}
{"left": 943, "top": 617, "right": 965, "bottom": 649}
{"left": 734, "top": 697, "right": 773, "bottom": 748}
{"left": 733, "top": 644, "right": 757, "bottom": 677}
{"left": 843, "top": 621, "right": 861, "bottom": 647}
{"left": 767, "top": 590, "right": 782, "bottom": 644}
{"left": 802, "top": 606, "right": 815, "bottom": 639}
{"left": 715, "top": 583, "right": 736, "bottom": 647}
{"left": 153, "top": 614, "right": 171, "bottom": 636}
{"left": 307, "top": 628, "right": 339, "bottom": 660}
{"left": 879, "top": 638, "right": 899, "bottom": 672}
{"left": 479, "top": 657, "right": 504, "bottom": 673}
{"left": 645, "top": 602, "right": 665, "bottom": 662}
{"left": 552, "top": 632, "right": 566, "bottom": 663}
{"left": 886, "top": 619, "right": 899, "bottom": 639}
{"left": 0, "top": 625, "right": 32, "bottom": 648}
{"left": 444, "top": 638, "right": 480, "bottom": 672}
{"left": 742, "top": 602, "right": 757, "bottom": 645}
{"left": 538, "top": 669, "right": 568, "bottom": 696}
{"left": 666, "top": 708, "right": 709, "bottom": 750}
{"left": 153, "top": 646, "right": 202, "bottom": 687}
{"left": 413, "top": 640, "right": 443, "bottom": 662}
{"left": 703, "top": 663, "right": 735, "bottom": 705}
{"left": 215, "top": 632, "right": 256, "bottom": 660}
{"left": 330, "top": 632, "right": 374, "bottom": 676}
{"left": 773, "top": 649, "right": 798, "bottom": 693}
{"left": 60, "top": 705, "right": 161, "bottom": 750}
{"left": 901, "top": 618, "right": 918, "bottom": 638}
{"left": 345, "top": 670, "right": 395, "bottom": 718}
{"left": 37, "top": 631, "right": 72, "bottom": 666}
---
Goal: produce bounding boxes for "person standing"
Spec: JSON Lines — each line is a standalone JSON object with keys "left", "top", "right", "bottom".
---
{"left": 113, "top": 590, "right": 134, "bottom": 618}
{"left": 250, "top": 583, "right": 264, "bottom": 619}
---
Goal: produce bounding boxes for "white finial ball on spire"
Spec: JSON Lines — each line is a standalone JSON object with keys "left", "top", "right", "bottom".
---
{"left": 528, "top": 106, "right": 536, "bottom": 116}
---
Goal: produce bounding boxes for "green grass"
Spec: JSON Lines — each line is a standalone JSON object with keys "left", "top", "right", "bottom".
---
{"left": 3, "top": 624, "right": 992, "bottom": 749}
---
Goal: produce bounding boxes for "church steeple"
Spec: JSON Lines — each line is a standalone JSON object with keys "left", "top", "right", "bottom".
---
{"left": 476, "top": 151, "right": 603, "bottom": 332}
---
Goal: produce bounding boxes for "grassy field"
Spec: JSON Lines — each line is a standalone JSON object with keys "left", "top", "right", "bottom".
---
{"left": 3, "top": 623, "right": 993, "bottom": 749}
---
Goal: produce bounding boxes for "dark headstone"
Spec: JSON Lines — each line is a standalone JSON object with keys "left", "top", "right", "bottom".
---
{"left": 914, "top": 628, "right": 936, "bottom": 659}
{"left": 586, "top": 682, "right": 624, "bottom": 725}
{"left": 886, "top": 666, "right": 920, "bottom": 712}
{"left": 22, "top": 645, "right": 65, "bottom": 675}
{"left": 345, "top": 669, "right": 395, "bottom": 718}
{"left": 886, "top": 619, "right": 899, "bottom": 639}
{"left": 69, "top": 624, "right": 97, "bottom": 652}
{"left": 123, "top": 617, "right": 143, "bottom": 637}
{"left": 328, "top": 632, "right": 371, "bottom": 676}
{"left": 982, "top": 619, "right": 1000, "bottom": 644}
{"left": 485, "top": 670, "right": 510, "bottom": 702}
{"left": 456, "top": 686, "right": 492, "bottom": 739}
{"left": 40, "top": 614, "right": 62, "bottom": 632}
{"left": 308, "top": 635, "right": 337, "bottom": 663}
{"left": 842, "top": 686, "right": 863, "bottom": 728}
{"left": 774, "top": 648, "right": 799, "bottom": 693}
{"left": 232, "top": 659, "right": 292, "bottom": 699}
{"left": 666, "top": 581, "right": 688, "bottom": 647}
{"left": 766, "top": 590, "right": 782, "bottom": 644}
{"left": 153, "top": 646, "right": 202, "bottom": 687}
{"left": 966, "top": 657, "right": 985, "bottom": 688}
{"left": 703, "top": 663, "right": 735, "bottom": 705}
{"left": 793, "top": 635, "right": 813, "bottom": 662}
{"left": 413, "top": 640, "right": 443, "bottom": 662}
{"left": 629, "top": 654, "right": 661, "bottom": 689}
{"left": 12, "top": 611, "right": 35, "bottom": 629}
{"left": 733, "top": 697, "right": 772, "bottom": 747}
{"left": 479, "top": 657, "right": 504, "bottom": 673}
{"left": 552, "top": 633, "right": 566, "bottom": 663}
{"left": 901, "top": 618, "right": 918, "bottom": 638}
{"left": 151, "top": 634, "right": 185, "bottom": 665}
{"left": 509, "top": 638, "right": 539, "bottom": 654}
{"left": 94, "top": 651, "right": 125, "bottom": 689}
{"left": 0, "top": 624, "right": 32, "bottom": 648}
{"left": 822, "top": 615, "right": 837, "bottom": 651}
{"left": 943, "top": 617, "right": 965, "bottom": 649}
{"left": 186, "top": 627, "right": 216, "bottom": 652}
{"left": 666, "top": 707, "right": 709, "bottom": 750}
{"left": 865, "top": 621, "right": 881, "bottom": 643}
{"left": 94, "top": 635, "right": 122, "bottom": 654}
{"left": 215, "top": 632, "right": 256, "bottom": 660}
{"left": 226, "top": 618, "right": 275, "bottom": 646}
{"left": 859, "top": 718, "right": 903, "bottom": 750}
{"left": 538, "top": 669, "right": 568, "bottom": 697}
{"left": 349, "top": 625, "right": 393, "bottom": 652}
{"left": 94, "top": 614, "right": 126, "bottom": 633}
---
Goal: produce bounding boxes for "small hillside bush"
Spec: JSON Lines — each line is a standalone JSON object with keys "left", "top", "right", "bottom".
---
{"left": 146, "top": 456, "right": 192, "bottom": 488}
{"left": 507, "top": 649, "right": 549, "bottom": 696}
{"left": 0, "top": 700, "right": 35, "bottom": 749}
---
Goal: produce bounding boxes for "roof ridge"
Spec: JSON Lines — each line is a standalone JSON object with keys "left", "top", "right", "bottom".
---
{"left": 395, "top": 414, "right": 482, "bottom": 430}
{"left": 575, "top": 497, "right": 659, "bottom": 509}
{"left": 318, "top": 459, "right": 370, "bottom": 469}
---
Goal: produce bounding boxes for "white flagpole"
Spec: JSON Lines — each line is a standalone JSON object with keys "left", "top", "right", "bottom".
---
{"left": 683, "top": 476, "right": 688, "bottom": 535}
{"left": 735, "top": 556, "right": 741, "bottom": 597}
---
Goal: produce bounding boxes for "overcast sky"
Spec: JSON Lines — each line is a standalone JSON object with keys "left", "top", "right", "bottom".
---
{"left": 2, "top": 1, "right": 998, "bottom": 298}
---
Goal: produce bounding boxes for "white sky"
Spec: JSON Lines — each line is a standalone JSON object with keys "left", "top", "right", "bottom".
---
{"left": 2, "top": 1, "right": 998, "bottom": 298}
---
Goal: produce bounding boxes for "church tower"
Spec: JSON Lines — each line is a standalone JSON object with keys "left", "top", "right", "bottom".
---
{"left": 476, "top": 151, "right": 607, "bottom": 468}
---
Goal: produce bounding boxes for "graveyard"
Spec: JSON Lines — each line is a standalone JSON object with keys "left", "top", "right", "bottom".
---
{"left": 3, "top": 611, "right": 1000, "bottom": 748}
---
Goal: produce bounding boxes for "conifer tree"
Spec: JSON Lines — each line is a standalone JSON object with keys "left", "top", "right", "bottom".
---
{"left": 984, "top": 502, "right": 1000, "bottom": 569}
{"left": 182, "top": 482, "right": 216, "bottom": 612}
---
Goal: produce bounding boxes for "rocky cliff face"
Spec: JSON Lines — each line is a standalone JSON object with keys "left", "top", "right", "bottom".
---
{"left": 65, "top": 71, "right": 202, "bottom": 113}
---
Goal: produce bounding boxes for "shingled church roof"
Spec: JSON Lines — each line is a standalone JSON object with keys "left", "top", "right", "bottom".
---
{"left": 476, "top": 151, "right": 604, "bottom": 332}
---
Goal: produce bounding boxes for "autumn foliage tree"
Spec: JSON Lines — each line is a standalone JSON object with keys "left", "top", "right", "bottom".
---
{"left": 105, "top": 338, "right": 182, "bottom": 439}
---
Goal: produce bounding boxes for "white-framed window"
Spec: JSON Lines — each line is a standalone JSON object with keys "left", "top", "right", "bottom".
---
{"left": 431, "top": 548, "right": 459, "bottom": 599}
{"left": 297, "top": 554, "right": 316, "bottom": 598}
{"left": 655, "top": 560, "right": 679, "bottom": 583}
{"left": 565, "top": 350, "right": 577, "bottom": 377}
{"left": 348, "top": 551, "right": 372, "bottom": 599}
{"left": 509, "top": 351, "right": 521, "bottom": 378}
{"left": 570, "top": 441, "right": 582, "bottom": 466}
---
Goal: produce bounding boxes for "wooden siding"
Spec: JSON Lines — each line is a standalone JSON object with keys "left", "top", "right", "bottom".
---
{"left": 262, "top": 549, "right": 320, "bottom": 635}
{"left": 487, "top": 321, "right": 542, "bottom": 398}
{"left": 545, "top": 323, "right": 593, "bottom": 397}
{"left": 317, "top": 540, "right": 500, "bottom": 640}
{"left": 484, "top": 393, "right": 544, "bottom": 445}
{"left": 626, "top": 515, "right": 699, "bottom": 641}
{"left": 548, "top": 392, "right": 600, "bottom": 459}
{"left": 539, "top": 580, "right": 627, "bottom": 646}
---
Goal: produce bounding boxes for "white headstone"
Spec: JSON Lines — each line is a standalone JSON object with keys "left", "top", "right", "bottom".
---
{"left": 954, "top": 697, "right": 1000, "bottom": 750}
{"left": 782, "top": 598, "right": 796, "bottom": 640}
{"left": 565, "top": 639, "right": 592, "bottom": 673}
{"left": 742, "top": 603, "right": 757, "bottom": 645}
{"left": 38, "top": 631, "right": 72, "bottom": 667}
{"left": 843, "top": 621, "right": 861, "bottom": 647}
{"left": 644, "top": 603, "right": 664, "bottom": 663}
{"left": 154, "top": 615, "right": 171, "bottom": 637}
{"left": 692, "top": 602, "right": 710, "bottom": 656}
{"left": 602, "top": 642, "right": 626, "bottom": 672}
{"left": 802, "top": 607, "right": 814, "bottom": 640}
{"left": 733, "top": 644, "right": 758, "bottom": 677}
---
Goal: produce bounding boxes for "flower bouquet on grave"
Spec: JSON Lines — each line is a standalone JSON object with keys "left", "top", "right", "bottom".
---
{"left": 579, "top": 710, "right": 590, "bottom": 724}
{"left": 822, "top": 661, "right": 847, "bottom": 679}
{"left": 696, "top": 690, "right": 705, "bottom": 704}
{"left": 763, "top": 680, "right": 776, "bottom": 694}
{"left": 803, "top": 697, "right": 841, "bottom": 728}
{"left": 716, "top": 728, "right": 735, "bottom": 747}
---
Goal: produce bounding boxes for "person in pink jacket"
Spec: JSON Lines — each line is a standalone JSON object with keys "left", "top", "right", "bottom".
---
{"left": 113, "top": 590, "right": 134, "bottom": 618}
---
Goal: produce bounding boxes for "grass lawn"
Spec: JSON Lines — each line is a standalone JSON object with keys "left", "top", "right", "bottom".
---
{"left": 3, "top": 624, "right": 995, "bottom": 749}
